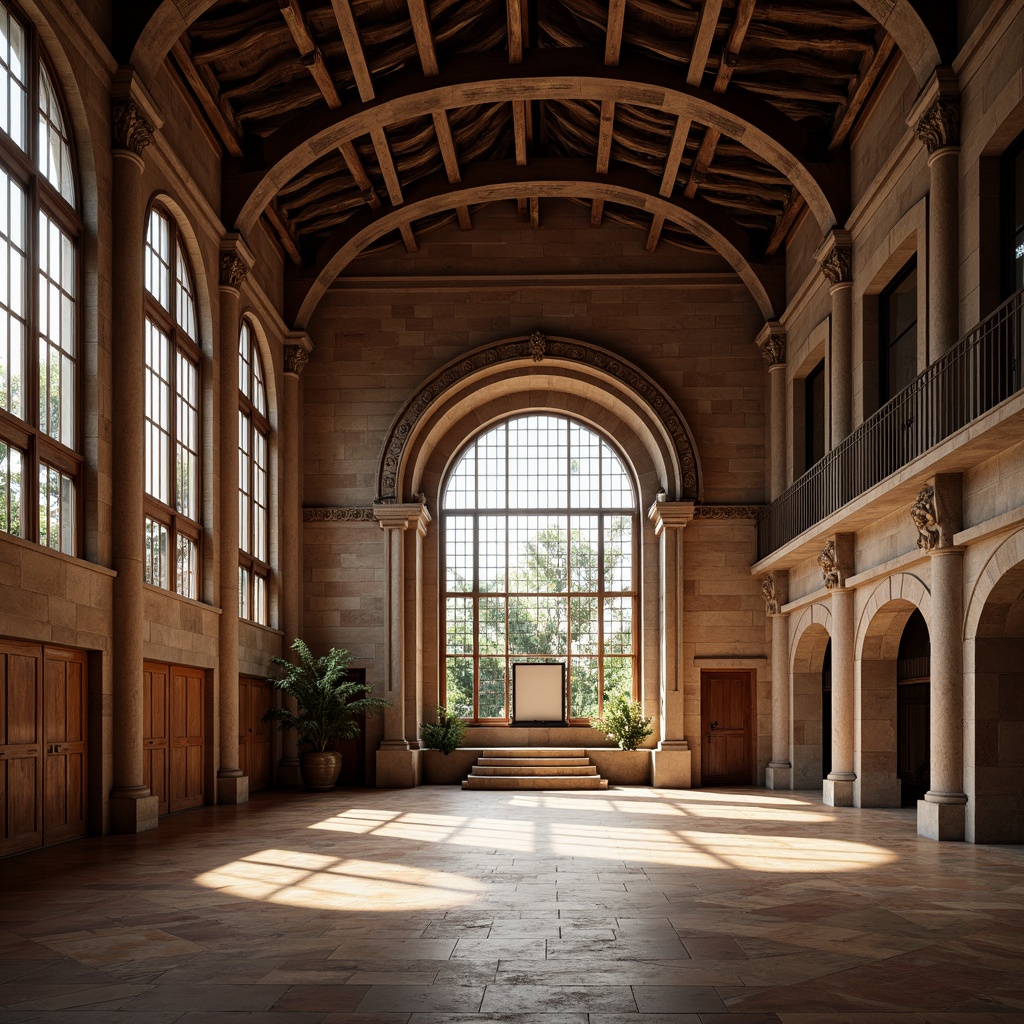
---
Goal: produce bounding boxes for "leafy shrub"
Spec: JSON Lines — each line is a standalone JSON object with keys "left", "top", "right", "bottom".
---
{"left": 594, "top": 695, "right": 653, "bottom": 750}
{"left": 420, "top": 705, "right": 467, "bottom": 755}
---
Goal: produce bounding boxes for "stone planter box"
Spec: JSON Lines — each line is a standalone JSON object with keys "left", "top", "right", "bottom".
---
{"left": 419, "top": 746, "right": 653, "bottom": 785}
{"left": 421, "top": 748, "right": 481, "bottom": 784}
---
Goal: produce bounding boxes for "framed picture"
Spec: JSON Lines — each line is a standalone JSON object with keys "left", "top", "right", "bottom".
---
{"left": 511, "top": 662, "right": 567, "bottom": 726}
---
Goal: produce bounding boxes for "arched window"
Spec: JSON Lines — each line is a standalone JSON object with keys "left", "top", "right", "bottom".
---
{"left": 0, "top": 2, "right": 80, "bottom": 553}
{"left": 143, "top": 205, "right": 200, "bottom": 598}
{"left": 442, "top": 414, "right": 637, "bottom": 723}
{"left": 238, "top": 318, "right": 268, "bottom": 624}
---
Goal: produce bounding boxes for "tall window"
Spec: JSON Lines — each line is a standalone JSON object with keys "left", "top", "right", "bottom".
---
{"left": 804, "top": 359, "right": 825, "bottom": 470}
{"left": 879, "top": 257, "right": 918, "bottom": 403}
{"left": 1005, "top": 129, "right": 1024, "bottom": 297}
{"left": 144, "top": 206, "right": 201, "bottom": 598}
{"left": 0, "top": 2, "right": 80, "bottom": 554}
{"left": 442, "top": 414, "right": 637, "bottom": 723}
{"left": 238, "top": 319, "right": 268, "bottom": 624}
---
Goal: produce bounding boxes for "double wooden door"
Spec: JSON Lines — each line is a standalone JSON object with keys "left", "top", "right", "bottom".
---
{"left": 239, "top": 675, "right": 273, "bottom": 793}
{"left": 143, "top": 662, "right": 205, "bottom": 815}
{"left": 701, "top": 670, "right": 755, "bottom": 786}
{"left": 1, "top": 642, "right": 88, "bottom": 859}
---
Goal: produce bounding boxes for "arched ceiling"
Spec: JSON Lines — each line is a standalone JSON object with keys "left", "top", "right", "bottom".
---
{"left": 131, "top": 0, "right": 941, "bottom": 324}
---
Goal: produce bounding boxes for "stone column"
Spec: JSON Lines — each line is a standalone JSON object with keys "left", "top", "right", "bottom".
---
{"left": 757, "top": 323, "right": 787, "bottom": 500}
{"left": 108, "top": 81, "right": 161, "bottom": 834}
{"left": 648, "top": 499, "right": 695, "bottom": 788}
{"left": 911, "top": 477, "right": 967, "bottom": 840}
{"left": 763, "top": 571, "right": 791, "bottom": 790}
{"left": 277, "top": 339, "right": 311, "bottom": 788}
{"left": 373, "top": 501, "right": 431, "bottom": 788}
{"left": 216, "top": 238, "right": 253, "bottom": 805}
{"left": 820, "top": 535, "right": 855, "bottom": 807}
{"left": 816, "top": 231, "right": 853, "bottom": 446}
{"left": 910, "top": 73, "right": 960, "bottom": 362}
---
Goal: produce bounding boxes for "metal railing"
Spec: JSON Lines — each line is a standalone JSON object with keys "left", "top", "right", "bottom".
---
{"left": 757, "top": 289, "right": 1024, "bottom": 559}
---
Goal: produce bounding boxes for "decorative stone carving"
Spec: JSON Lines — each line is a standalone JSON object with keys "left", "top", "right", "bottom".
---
{"left": 761, "top": 575, "right": 778, "bottom": 616}
{"left": 820, "top": 244, "right": 852, "bottom": 286}
{"left": 112, "top": 99, "right": 154, "bottom": 155}
{"left": 302, "top": 507, "right": 375, "bottom": 522}
{"left": 915, "top": 97, "right": 960, "bottom": 153}
{"left": 692, "top": 505, "right": 762, "bottom": 520}
{"left": 220, "top": 252, "right": 249, "bottom": 289}
{"left": 284, "top": 345, "right": 309, "bottom": 376}
{"left": 818, "top": 540, "right": 842, "bottom": 590}
{"left": 528, "top": 330, "right": 546, "bottom": 362}
{"left": 375, "top": 335, "right": 701, "bottom": 502}
{"left": 758, "top": 329, "right": 786, "bottom": 366}
{"left": 910, "top": 485, "right": 939, "bottom": 550}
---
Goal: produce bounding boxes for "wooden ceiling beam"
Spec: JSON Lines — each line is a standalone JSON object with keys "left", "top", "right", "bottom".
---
{"left": 278, "top": 0, "right": 342, "bottom": 109}
{"left": 687, "top": 0, "right": 725, "bottom": 87}
{"left": 339, "top": 140, "right": 382, "bottom": 211}
{"left": 169, "top": 40, "right": 243, "bottom": 158}
{"left": 331, "top": 0, "right": 375, "bottom": 102}
{"left": 645, "top": 212, "right": 665, "bottom": 252}
{"left": 605, "top": 0, "right": 627, "bottom": 66}
{"left": 684, "top": 126, "right": 720, "bottom": 199}
{"left": 765, "top": 192, "right": 806, "bottom": 256}
{"left": 407, "top": 0, "right": 439, "bottom": 77}
{"left": 302, "top": 49, "right": 342, "bottom": 109}
{"left": 660, "top": 115, "right": 692, "bottom": 197}
{"left": 830, "top": 35, "right": 895, "bottom": 150}
{"left": 279, "top": 0, "right": 316, "bottom": 54}
{"left": 262, "top": 200, "right": 302, "bottom": 265}
{"left": 513, "top": 100, "right": 529, "bottom": 166}
{"left": 713, "top": 0, "right": 756, "bottom": 93}
{"left": 507, "top": 0, "right": 523, "bottom": 64}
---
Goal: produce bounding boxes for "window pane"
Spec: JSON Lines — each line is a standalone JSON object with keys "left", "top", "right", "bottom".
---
{"left": 238, "top": 409, "right": 251, "bottom": 551}
{"left": 602, "top": 657, "right": 633, "bottom": 709}
{"left": 445, "top": 658, "right": 474, "bottom": 719}
{"left": 446, "top": 596, "right": 473, "bottom": 655}
{"left": 238, "top": 321, "right": 252, "bottom": 398}
{"left": 254, "top": 572, "right": 267, "bottom": 626}
{"left": 0, "top": 166, "right": 27, "bottom": 419}
{"left": 603, "top": 515, "right": 632, "bottom": 592}
{"left": 144, "top": 517, "right": 168, "bottom": 588}
{"left": 445, "top": 516, "right": 473, "bottom": 592}
{"left": 478, "top": 657, "right": 506, "bottom": 718}
{"left": 475, "top": 422, "right": 505, "bottom": 509}
{"left": 37, "top": 64, "right": 74, "bottom": 204}
{"left": 570, "top": 596, "right": 599, "bottom": 655}
{"left": 0, "top": 440, "right": 24, "bottom": 537}
{"left": 570, "top": 423, "right": 601, "bottom": 508}
{"left": 253, "top": 428, "right": 267, "bottom": 562}
{"left": 570, "top": 657, "right": 599, "bottom": 720}
{"left": 479, "top": 596, "right": 506, "bottom": 655}
{"left": 238, "top": 564, "right": 249, "bottom": 619}
{"left": 175, "top": 247, "right": 196, "bottom": 341}
{"left": 445, "top": 446, "right": 476, "bottom": 510}
{"left": 507, "top": 415, "right": 567, "bottom": 509}
{"left": 145, "top": 209, "right": 170, "bottom": 309}
{"left": 509, "top": 515, "right": 566, "bottom": 593}
{"left": 37, "top": 211, "right": 75, "bottom": 447}
{"left": 0, "top": 4, "right": 27, "bottom": 150}
{"left": 175, "top": 533, "right": 197, "bottom": 599}
{"left": 508, "top": 595, "right": 567, "bottom": 655}
{"left": 478, "top": 516, "right": 505, "bottom": 592}
{"left": 603, "top": 597, "right": 632, "bottom": 655}
{"left": 144, "top": 320, "right": 170, "bottom": 502}
{"left": 175, "top": 351, "right": 199, "bottom": 519}
{"left": 38, "top": 462, "right": 73, "bottom": 554}
{"left": 570, "top": 516, "right": 599, "bottom": 591}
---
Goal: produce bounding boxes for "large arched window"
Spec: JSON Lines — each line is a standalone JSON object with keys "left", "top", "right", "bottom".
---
{"left": 143, "top": 205, "right": 201, "bottom": 598}
{"left": 442, "top": 414, "right": 637, "bottom": 723}
{"left": 238, "top": 318, "right": 268, "bottom": 624}
{"left": 0, "top": 1, "right": 80, "bottom": 553}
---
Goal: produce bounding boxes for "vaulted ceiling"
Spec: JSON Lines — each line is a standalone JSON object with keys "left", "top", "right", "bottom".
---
{"left": 125, "top": 0, "right": 944, "bottom": 325}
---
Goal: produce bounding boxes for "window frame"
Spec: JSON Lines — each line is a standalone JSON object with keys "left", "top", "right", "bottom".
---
{"left": 238, "top": 317, "right": 269, "bottom": 625}
{"left": 878, "top": 255, "right": 918, "bottom": 404}
{"left": 803, "top": 358, "right": 826, "bottom": 472}
{"left": 143, "top": 203, "right": 202, "bottom": 599}
{"left": 439, "top": 414, "right": 640, "bottom": 726}
{"left": 1002, "top": 127, "right": 1024, "bottom": 300}
{"left": 0, "top": 1, "right": 82, "bottom": 556}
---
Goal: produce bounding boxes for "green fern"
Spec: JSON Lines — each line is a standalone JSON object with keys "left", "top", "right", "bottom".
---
{"left": 594, "top": 695, "right": 653, "bottom": 751}
{"left": 420, "top": 704, "right": 467, "bottom": 755}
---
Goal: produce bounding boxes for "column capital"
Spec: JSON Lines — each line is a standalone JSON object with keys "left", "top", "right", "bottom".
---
{"left": 761, "top": 569, "right": 789, "bottom": 616}
{"left": 907, "top": 68, "right": 960, "bottom": 154}
{"left": 219, "top": 233, "right": 255, "bottom": 290}
{"left": 910, "top": 473, "right": 962, "bottom": 551}
{"left": 284, "top": 331, "right": 313, "bottom": 377}
{"left": 756, "top": 321, "right": 786, "bottom": 366}
{"left": 815, "top": 229, "right": 853, "bottom": 287}
{"left": 647, "top": 499, "right": 695, "bottom": 535}
{"left": 818, "top": 534, "right": 854, "bottom": 591}
{"left": 111, "top": 68, "right": 162, "bottom": 156}
{"left": 373, "top": 501, "right": 432, "bottom": 536}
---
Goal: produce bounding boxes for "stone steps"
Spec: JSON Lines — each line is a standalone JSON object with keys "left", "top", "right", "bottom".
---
{"left": 461, "top": 748, "right": 609, "bottom": 790}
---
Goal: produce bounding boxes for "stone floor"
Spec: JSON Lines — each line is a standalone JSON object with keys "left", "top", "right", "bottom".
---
{"left": 1, "top": 786, "right": 1023, "bottom": 1023}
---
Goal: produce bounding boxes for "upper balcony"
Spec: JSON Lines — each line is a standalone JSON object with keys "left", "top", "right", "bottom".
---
{"left": 755, "top": 289, "right": 1024, "bottom": 565}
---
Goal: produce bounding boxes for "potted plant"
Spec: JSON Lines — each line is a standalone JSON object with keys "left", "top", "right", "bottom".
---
{"left": 420, "top": 704, "right": 467, "bottom": 755}
{"left": 594, "top": 695, "right": 653, "bottom": 750}
{"left": 264, "top": 638, "right": 390, "bottom": 791}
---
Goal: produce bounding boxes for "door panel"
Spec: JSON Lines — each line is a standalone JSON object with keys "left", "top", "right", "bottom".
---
{"left": 43, "top": 648, "right": 88, "bottom": 845}
{"left": 143, "top": 662, "right": 170, "bottom": 816}
{"left": 170, "top": 667, "right": 204, "bottom": 812}
{"left": 701, "top": 671, "right": 754, "bottom": 786}
{"left": 241, "top": 676, "right": 273, "bottom": 793}
{"left": 0, "top": 644, "right": 43, "bottom": 858}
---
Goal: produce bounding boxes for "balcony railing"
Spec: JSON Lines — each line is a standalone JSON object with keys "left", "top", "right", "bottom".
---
{"left": 757, "top": 289, "right": 1024, "bottom": 559}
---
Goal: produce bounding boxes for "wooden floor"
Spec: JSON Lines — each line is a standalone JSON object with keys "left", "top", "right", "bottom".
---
{"left": 1, "top": 785, "right": 1023, "bottom": 1022}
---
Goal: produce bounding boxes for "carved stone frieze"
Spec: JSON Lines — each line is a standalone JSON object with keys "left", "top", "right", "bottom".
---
{"left": 528, "top": 330, "right": 546, "bottom": 362}
{"left": 761, "top": 575, "right": 778, "bottom": 616}
{"left": 915, "top": 97, "right": 960, "bottom": 153}
{"left": 820, "top": 244, "right": 852, "bottom": 286}
{"left": 220, "top": 252, "right": 249, "bottom": 289}
{"left": 112, "top": 99, "right": 154, "bottom": 155}
{"left": 692, "top": 505, "right": 762, "bottom": 519}
{"left": 910, "top": 485, "right": 939, "bottom": 550}
{"left": 818, "top": 540, "right": 842, "bottom": 590}
{"left": 302, "top": 507, "right": 375, "bottom": 522}
{"left": 376, "top": 335, "right": 701, "bottom": 502}
{"left": 284, "top": 345, "right": 310, "bottom": 376}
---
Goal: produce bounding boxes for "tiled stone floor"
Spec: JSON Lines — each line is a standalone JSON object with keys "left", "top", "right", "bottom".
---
{"left": 1, "top": 786, "right": 1023, "bottom": 1023}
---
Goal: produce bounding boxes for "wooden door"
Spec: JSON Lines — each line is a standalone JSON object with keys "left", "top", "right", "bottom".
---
{"left": 239, "top": 676, "right": 273, "bottom": 793}
{"left": 42, "top": 648, "right": 88, "bottom": 845}
{"left": 170, "top": 666, "right": 204, "bottom": 811}
{"left": 0, "top": 642, "right": 43, "bottom": 858}
{"left": 701, "top": 670, "right": 754, "bottom": 786}
{"left": 143, "top": 662, "right": 170, "bottom": 816}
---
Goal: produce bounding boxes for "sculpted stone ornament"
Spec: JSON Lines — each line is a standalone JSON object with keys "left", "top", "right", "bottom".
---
{"left": 692, "top": 505, "right": 762, "bottom": 520}
{"left": 112, "top": 99, "right": 154, "bottom": 155}
{"left": 915, "top": 97, "right": 960, "bottom": 153}
{"left": 284, "top": 345, "right": 309, "bottom": 376}
{"left": 529, "top": 330, "right": 546, "bottom": 362}
{"left": 818, "top": 540, "right": 842, "bottom": 590}
{"left": 910, "top": 485, "right": 939, "bottom": 550}
{"left": 820, "top": 244, "right": 852, "bottom": 286}
{"left": 761, "top": 575, "right": 778, "bottom": 616}
{"left": 220, "top": 252, "right": 249, "bottom": 289}
{"left": 303, "top": 507, "right": 374, "bottom": 522}
{"left": 758, "top": 331, "right": 785, "bottom": 366}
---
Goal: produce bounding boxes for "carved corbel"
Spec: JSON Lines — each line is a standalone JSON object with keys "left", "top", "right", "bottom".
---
{"left": 284, "top": 345, "right": 310, "bottom": 376}
{"left": 112, "top": 99, "right": 154, "bottom": 155}
{"left": 910, "top": 486, "right": 939, "bottom": 550}
{"left": 528, "top": 330, "right": 546, "bottom": 362}
{"left": 761, "top": 575, "right": 778, "bottom": 616}
{"left": 818, "top": 541, "right": 842, "bottom": 590}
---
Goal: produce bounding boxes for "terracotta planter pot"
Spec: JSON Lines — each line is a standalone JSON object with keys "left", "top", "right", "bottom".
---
{"left": 300, "top": 751, "right": 342, "bottom": 791}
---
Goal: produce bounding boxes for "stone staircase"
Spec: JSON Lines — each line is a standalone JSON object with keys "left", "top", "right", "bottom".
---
{"left": 461, "top": 748, "right": 609, "bottom": 790}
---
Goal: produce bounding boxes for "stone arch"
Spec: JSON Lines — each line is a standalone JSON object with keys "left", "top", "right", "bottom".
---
{"left": 376, "top": 334, "right": 702, "bottom": 505}
{"left": 855, "top": 573, "right": 931, "bottom": 809}
{"left": 962, "top": 527, "right": 1024, "bottom": 843}
{"left": 790, "top": 603, "right": 832, "bottom": 789}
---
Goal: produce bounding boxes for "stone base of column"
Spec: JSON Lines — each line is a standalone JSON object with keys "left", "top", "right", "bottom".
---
{"left": 765, "top": 762, "right": 792, "bottom": 790}
{"left": 854, "top": 773, "right": 901, "bottom": 808}
{"left": 652, "top": 743, "right": 691, "bottom": 788}
{"left": 823, "top": 776, "right": 855, "bottom": 807}
{"left": 278, "top": 758, "right": 301, "bottom": 789}
{"left": 376, "top": 747, "right": 422, "bottom": 788}
{"left": 917, "top": 796, "right": 966, "bottom": 841}
{"left": 109, "top": 790, "right": 160, "bottom": 834}
{"left": 217, "top": 774, "right": 249, "bottom": 805}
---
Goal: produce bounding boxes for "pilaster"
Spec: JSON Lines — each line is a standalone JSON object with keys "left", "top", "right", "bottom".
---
{"left": 815, "top": 229, "right": 853, "bottom": 446}
{"left": 763, "top": 571, "right": 791, "bottom": 790}
{"left": 756, "top": 322, "right": 787, "bottom": 500}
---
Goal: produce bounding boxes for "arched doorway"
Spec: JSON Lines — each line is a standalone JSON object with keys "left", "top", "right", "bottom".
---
{"left": 896, "top": 609, "right": 930, "bottom": 806}
{"left": 790, "top": 605, "right": 831, "bottom": 789}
